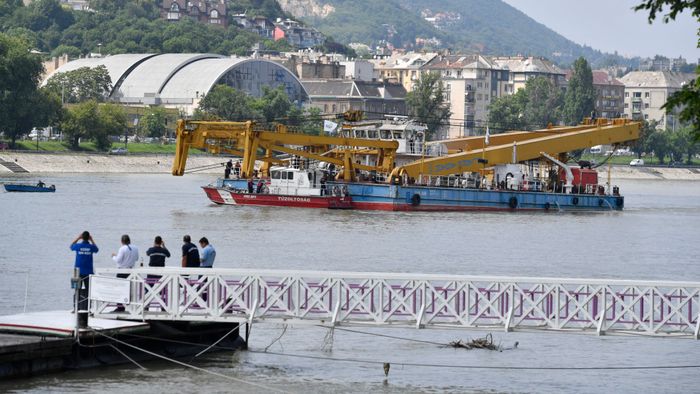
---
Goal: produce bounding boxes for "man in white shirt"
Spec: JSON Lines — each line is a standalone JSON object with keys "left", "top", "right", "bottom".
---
{"left": 112, "top": 234, "right": 139, "bottom": 277}
{"left": 111, "top": 234, "right": 139, "bottom": 312}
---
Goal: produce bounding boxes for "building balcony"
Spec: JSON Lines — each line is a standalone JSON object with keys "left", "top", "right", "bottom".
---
{"left": 631, "top": 97, "right": 642, "bottom": 103}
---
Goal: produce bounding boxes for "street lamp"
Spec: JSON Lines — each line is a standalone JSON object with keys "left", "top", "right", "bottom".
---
{"left": 97, "top": 43, "right": 102, "bottom": 56}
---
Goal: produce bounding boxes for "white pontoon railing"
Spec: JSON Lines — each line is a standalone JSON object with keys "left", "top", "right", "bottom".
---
{"left": 90, "top": 268, "right": 700, "bottom": 339}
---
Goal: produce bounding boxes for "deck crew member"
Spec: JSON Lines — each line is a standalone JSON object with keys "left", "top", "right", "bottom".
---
{"left": 199, "top": 237, "right": 216, "bottom": 268}
{"left": 69, "top": 231, "right": 98, "bottom": 311}
{"left": 181, "top": 235, "right": 200, "bottom": 268}
{"left": 224, "top": 160, "right": 233, "bottom": 179}
{"left": 111, "top": 234, "right": 139, "bottom": 312}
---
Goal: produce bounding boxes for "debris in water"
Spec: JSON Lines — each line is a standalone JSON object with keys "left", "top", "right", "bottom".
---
{"left": 444, "top": 333, "right": 516, "bottom": 351}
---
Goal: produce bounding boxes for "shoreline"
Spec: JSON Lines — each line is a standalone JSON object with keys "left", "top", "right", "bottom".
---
{"left": 1, "top": 152, "right": 700, "bottom": 180}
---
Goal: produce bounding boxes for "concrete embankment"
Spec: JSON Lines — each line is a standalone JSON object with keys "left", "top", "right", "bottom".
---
{"left": 1, "top": 152, "right": 699, "bottom": 180}
{"left": 0, "top": 152, "right": 225, "bottom": 175}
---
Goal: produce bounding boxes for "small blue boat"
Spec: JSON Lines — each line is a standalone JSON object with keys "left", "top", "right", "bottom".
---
{"left": 4, "top": 183, "right": 56, "bottom": 193}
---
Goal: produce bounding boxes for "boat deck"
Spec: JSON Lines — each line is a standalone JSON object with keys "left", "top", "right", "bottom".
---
{"left": 0, "top": 310, "right": 149, "bottom": 338}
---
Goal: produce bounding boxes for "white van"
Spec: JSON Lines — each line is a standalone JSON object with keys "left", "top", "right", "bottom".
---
{"left": 630, "top": 159, "right": 644, "bottom": 166}
{"left": 590, "top": 145, "right": 602, "bottom": 154}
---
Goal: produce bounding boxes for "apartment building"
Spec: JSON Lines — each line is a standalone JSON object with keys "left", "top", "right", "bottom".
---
{"left": 423, "top": 55, "right": 509, "bottom": 138}
{"left": 371, "top": 52, "right": 438, "bottom": 93}
{"left": 619, "top": 71, "right": 694, "bottom": 129}
{"left": 161, "top": 0, "right": 227, "bottom": 27}
{"left": 492, "top": 56, "right": 565, "bottom": 92}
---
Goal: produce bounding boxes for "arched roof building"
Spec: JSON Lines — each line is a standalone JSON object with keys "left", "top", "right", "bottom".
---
{"left": 44, "top": 53, "right": 309, "bottom": 114}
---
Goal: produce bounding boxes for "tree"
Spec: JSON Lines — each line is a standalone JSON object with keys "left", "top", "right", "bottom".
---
{"left": 523, "top": 76, "right": 563, "bottom": 129}
{"left": 563, "top": 57, "right": 596, "bottom": 125}
{"left": 406, "top": 72, "right": 451, "bottom": 139}
{"left": 646, "top": 130, "right": 672, "bottom": 164}
{"left": 61, "top": 101, "right": 126, "bottom": 150}
{"left": 288, "top": 106, "right": 323, "bottom": 135}
{"left": 253, "top": 86, "right": 292, "bottom": 123}
{"left": 62, "top": 100, "right": 100, "bottom": 149}
{"left": 196, "top": 84, "right": 261, "bottom": 121}
{"left": 96, "top": 103, "right": 126, "bottom": 151}
{"left": 138, "top": 107, "right": 168, "bottom": 138}
{"left": 488, "top": 89, "right": 527, "bottom": 132}
{"left": 631, "top": 120, "right": 658, "bottom": 158}
{"left": 670, "top": 126, "right": 699, "bottom": 163}
{"left": 635, "top": 0, "right": 700, "bottom": 140}
{"left": 0, "top": 33, "right": 46, "bottom": 146}
{"left": 44, "top": 65, "right": 112, "bottom": 103}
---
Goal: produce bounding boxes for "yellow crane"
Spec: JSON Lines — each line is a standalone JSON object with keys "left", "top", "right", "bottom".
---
{"left": 390, "top": 118, "right": 641, "bottom": 180}
{"left": 171, "top": 119, "right": 399, "bottom": 181}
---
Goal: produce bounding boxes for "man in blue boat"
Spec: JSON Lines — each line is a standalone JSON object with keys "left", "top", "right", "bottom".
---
{"left": 70, "top": 231, "right": 98, "bottom": 309}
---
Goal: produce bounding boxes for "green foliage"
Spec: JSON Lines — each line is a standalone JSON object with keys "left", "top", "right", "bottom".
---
{"left": 0, "top": 0, "right": 348, "bottom": 58}
{"left": 61, "top": 101, "right": 126, "bottom": 150}
{"left": 634, "top": 0, "right": 700, "bottom": 22}
{"left": 669, "top": 126, "right": 699, "bottom": 163}
{"left": 253, "top": 86, "right": 292, "bottom": 123}
{"left": 0, "top": 32, "right": 53, "bottom": 146}
{"left": 62, "top": 100, "right": 100, "bottom": 149}
{"left": 138, "top": 107, "right": 168, "bottom": 138}
{"left": 563, "top": 57, "right": 596, "bottom": 125}
{"left": 44, "top": 65, "right": 112, "bottom": 103}
{"left": 488, "top": 77, "right": 563, "bottom": 131}
{"left": 287, "top": 106, "right": 323, "bottom": 135}
{"left": 631, "top": 120, "right": 659, "bottom": 158}
{"left": 488, "top": 89, "right": 527, "bottom": 131}
{"left": 406, "top": 72, "right": 451, "bottom": 139}
{"left": 635, "top": 1, "right": 700, "bottom": 140}
{"left": 196, "top": 84, "right": 262, "bottom": 121}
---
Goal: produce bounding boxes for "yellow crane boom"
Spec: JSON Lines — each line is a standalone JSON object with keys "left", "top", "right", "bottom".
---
{"left": 391, "top": 119, "right": 641, "bottom": 179}
{"left": 171, "top": 120, "right": 399, "bottom": 180}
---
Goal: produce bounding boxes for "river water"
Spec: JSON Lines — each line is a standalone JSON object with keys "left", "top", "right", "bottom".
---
{"left": 1, "top": 173, "right": 699, "bottom": 393}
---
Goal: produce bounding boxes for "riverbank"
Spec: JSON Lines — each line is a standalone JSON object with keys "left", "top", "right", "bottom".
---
{"left": 1, "top": 151, "right": 699, "bottom": 180}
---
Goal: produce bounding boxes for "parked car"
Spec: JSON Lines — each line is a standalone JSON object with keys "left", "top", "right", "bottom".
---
{"left": 109, "top": 147, "right": 128, "bottom": 155}
{"left": 629, "top": 159, "right": 644, "bottom": 166}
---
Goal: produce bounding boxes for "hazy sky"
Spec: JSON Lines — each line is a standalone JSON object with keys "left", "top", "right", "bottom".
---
{"left": 503, "top": 0, "right": 699, "bottom": 60}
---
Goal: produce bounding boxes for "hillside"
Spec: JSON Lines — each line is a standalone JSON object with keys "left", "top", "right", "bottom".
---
{"left": 279, "top": 0, "right": 617, "bottom": 66}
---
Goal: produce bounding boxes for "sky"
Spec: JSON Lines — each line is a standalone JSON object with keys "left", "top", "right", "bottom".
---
{"left": 503, "top": 0, "right": 699, "bottom": 61}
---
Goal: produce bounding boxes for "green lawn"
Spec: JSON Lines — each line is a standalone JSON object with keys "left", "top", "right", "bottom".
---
{"left": 581, "top": 154, "right": 699, "bottom": 166}
{"left": 4, "top": 140, "right": 205, "bottom": 154}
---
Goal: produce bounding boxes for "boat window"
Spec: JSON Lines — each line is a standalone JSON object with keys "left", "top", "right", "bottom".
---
{"left": 271, "top": 171, "right": 280, "bottom": 179}
{"left": 368, "top": 130, "right": 378, "bottom": 139}
{"left": 393, "top": 132, "right": 403, "bottom": 139}
{"left": 286, "top": 172, "right": 294, "bottom": 180}
{"left": 381, "top": 130, "right": 391, "bottom": 139}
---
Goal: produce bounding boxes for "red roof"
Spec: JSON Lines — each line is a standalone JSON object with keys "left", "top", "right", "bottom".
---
{"left": 565, "top": 70, "right": 624, "bottom": 86}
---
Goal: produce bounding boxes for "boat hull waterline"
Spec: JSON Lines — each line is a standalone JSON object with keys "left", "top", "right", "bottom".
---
{"left": 208, "top": 180, "right": 624, "bottom": 211}
{"left": 202, "top": 186, "right": 353, "bottom": 209}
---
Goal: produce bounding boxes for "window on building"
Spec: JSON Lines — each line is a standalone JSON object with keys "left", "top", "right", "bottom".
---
{"left": 645, "top": 103, "right": 649, "bottom": 109}
{"left": 170, "top": 2, "right": 179, "bottom": 11}
{"left": 644, "top": 92, "right": 649, "bottom": 98}
{"left": 485, "top": 82, "right": 489, "bottom": 89}
{"left": 625, "top": 92, "right": 629, "bottom": 97}
{"left": 625, "top": 103, "right": 629, "bottom": 109}
{"left": 210, "top": 9, "right": 220, "bottom": 23}
{"left": 477, "top": 82, "right": 483, "bottom": 88}
{"left": 633, "top": 92, "right": 641, "bottom": 98}
{"left": 644, "top": 114, "right": 649, "bottom": 120}
{"left": 476, "top": 93, "right": 482, "bottom": 101}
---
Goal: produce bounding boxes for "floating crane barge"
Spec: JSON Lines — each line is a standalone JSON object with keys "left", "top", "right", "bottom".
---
{"left": 173, "top": 117, "right": 640, "bottom": 212}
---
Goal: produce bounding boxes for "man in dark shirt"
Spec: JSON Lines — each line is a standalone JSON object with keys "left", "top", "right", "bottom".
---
{"left": 145, "top": 235, "right": 170, "bottom": 296}
{"left": 181, "top": 235, "right": 200, "bottom": 268}
{"left": 146, "top": 236, "right": 170, "bottom": 267}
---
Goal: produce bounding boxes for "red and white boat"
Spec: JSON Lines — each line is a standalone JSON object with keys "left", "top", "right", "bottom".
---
{"left": 202, "top": 167, "right": 353, "bottom": 209}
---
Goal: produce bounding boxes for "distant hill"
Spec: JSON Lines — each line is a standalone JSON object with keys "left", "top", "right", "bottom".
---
{"left": 279, "top": 0, "right": 624, "bottom": 67}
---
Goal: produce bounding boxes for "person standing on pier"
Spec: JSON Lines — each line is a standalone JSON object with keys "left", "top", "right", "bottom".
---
{"left": 111, "top": 235, "right": 139, "bottom": 312}
{"left": 112, "top": 234, "right": 139, "bottom": 278}
{"left": 70, "top": 231, "right": 98, "bottom": 302}
{"left": 146, "top": 236, "right": 170, "bottom": 280}
{"left": 198, "top": 237, "right": 216, "bottom": 268}
{"left": 181, "top": 235, "right": 200, "bottom": 268}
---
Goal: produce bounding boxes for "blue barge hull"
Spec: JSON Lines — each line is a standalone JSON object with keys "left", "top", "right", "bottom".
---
{"left": 218, "top": 178, "right": 623, "bottom": 211}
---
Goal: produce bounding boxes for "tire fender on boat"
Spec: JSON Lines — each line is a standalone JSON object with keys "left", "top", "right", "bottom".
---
{"left": 508, "top": 196, "right": 518, "bottom": 209}
{"left": 572, "top": 196, "right": 579, "bottom": 206}
{"left": 544, "top": 202, "right": 551, "bottom": 211}
{"left": 411, "top": 193, "right": 421, "bottom": 206}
